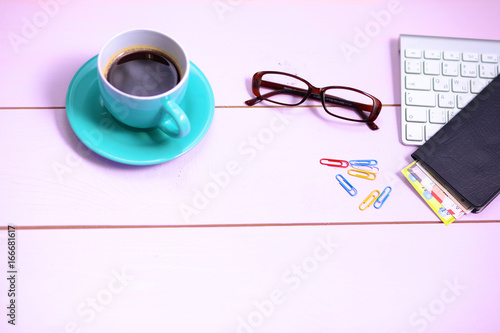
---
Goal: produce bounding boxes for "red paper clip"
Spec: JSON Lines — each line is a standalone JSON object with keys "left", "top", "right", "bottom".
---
{"left": 320, "top": 159, "right": 349, "bottom": 168}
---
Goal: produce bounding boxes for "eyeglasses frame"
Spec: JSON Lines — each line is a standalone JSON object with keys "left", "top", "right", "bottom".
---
{"left": 245, "top": 71, "right": 382, "bottom": 130}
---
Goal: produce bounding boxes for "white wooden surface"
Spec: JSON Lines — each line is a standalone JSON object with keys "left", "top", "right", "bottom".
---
{"left": 1, "top": 0, "right": 500, "bottom": 332}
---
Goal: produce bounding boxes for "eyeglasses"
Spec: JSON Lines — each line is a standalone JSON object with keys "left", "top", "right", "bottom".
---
{"left": 244, "top": 71, "right": 382, "bottom": 130}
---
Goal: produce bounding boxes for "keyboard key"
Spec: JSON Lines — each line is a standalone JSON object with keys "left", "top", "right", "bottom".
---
{"left": 463, "top": 53, "right": 479, "bottom": 62}
{"left": 433, "top": 77, "right": 450, "bottom": 91}
{"left": 405, "top": 60, "right": 421, "bottom": 74}
{"left": 479, "top": 64, "right": 497, "bottom": 78}
{"left": 457, "top": 94, "right": 475, "bottom": 108}
{"left": 405, "top": 75, "right": 431, "bottom": 90}
{"left": 424, "top": 50, "right": 441, "bottom": 59}
{"left": 425, "top": 124, "right": 444, "bottom": 141}
{"left": 406, "top": 91, "right": 436, "bottom": 107}
{"left": 429, "top": 108, "right": 447, "bottom": 124}
{"left": 461, "top": 63, "right": 477, "bottom": 77}
{"left": 406, "top": 123, "right": 424, "bottom": 142}
{"left": 438, "top": 93, "right": 455, "bottom": 108}
{"left": 443, "top": 51, "right": 460, "bottom": 60}
{"left": 442, "top": 62, "right": 459, "bottom": 76}
{"left": 481, "top": 54, "right": 498, "bottom": 63}
{"left": 452, "top": 78, "right": 468, "bottom": 93}
{"left": 471, "top": 79, "right": 489, "bottom": 93}
{"left": 448, "top": 109, "right": 460, "bottom": 120}
{"left": 424, "top": 61, "right": 440, "bottom": 75}
{"left": 406, "top": 107, "right": 428, "bottom": 122}
{"left": 405, "top": 49, "right": 422, "bottom": 58}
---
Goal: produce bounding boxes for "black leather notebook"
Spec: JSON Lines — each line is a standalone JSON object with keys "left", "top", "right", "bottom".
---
{"left": 411, "top": 74, "right": 500, "bottom": 213}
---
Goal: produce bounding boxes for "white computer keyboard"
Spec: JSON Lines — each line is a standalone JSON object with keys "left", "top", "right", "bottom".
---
{"left": 400, "top": 34, "right": 500, "bottom": 145}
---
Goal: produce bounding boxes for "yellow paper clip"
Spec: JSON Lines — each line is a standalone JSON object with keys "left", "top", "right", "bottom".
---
{"left": 359, "top": 190, "right": 380, "bottom": 211}
{"left": 348, "top": 169, "right": 377, "bottom": 180}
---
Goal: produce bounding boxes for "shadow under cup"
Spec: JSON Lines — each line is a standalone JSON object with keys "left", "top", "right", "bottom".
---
{"left": 97, "top": 29, "right": 191, "bottom": 137}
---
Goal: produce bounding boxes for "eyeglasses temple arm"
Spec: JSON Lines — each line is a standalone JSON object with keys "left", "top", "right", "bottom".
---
{"left": 245, "top": 89, "right": 305, "bottom": 106}
{"left": 262, "top": 81, "right": 374, "bottom": 111}
{"left": 322, "top": 95, "right": 373, "bottom": 112}
{"left": 245, "top": 81, "right": 310, "bottom": 106}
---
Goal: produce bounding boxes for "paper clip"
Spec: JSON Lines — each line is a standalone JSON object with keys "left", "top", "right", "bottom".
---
{"left": 335, "top": 174, "right": 357, "bottom": 196}
{"left": 359, "top": 190, "right": 380, "bottom": 211}
{"left": 348, "top": 169, "right": 377, "bottom": 180}
{"left": 350, "top": 164, "right": 380, "bottom": 173}
{"left": 349, "top": 159, "right": 378, "bottom": 166}
{"left": 320, "top": 159, "right": 349, "bottom": 168}
{"left": 374, "top": 186, "right": 392, "bottom": 209}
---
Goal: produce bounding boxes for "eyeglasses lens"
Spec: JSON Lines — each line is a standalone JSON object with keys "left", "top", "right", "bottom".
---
{"left": 322, "top": 88, "right": 374, "bottom": 121}
{"left": 258, "top": 73, "right": 310, "bottom": 106}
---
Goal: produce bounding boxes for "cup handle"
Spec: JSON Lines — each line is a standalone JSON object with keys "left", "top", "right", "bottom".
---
{"left": 158, "top": 100, "right": 191, "bottom": 138}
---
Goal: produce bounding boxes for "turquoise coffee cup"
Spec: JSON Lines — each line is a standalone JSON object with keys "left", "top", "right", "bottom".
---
{"left": 97, "top": 29, "right": 190, "bottom": 138}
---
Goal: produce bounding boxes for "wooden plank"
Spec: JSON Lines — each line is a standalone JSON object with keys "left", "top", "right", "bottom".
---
{"left": 1, "top": 107, "right": 499, "bottom": 226}
{"left": 2, "top": 0, "right": 500, "bottom": 107}
{"left": 1, "top": 223, "right": 500, "bottom": 332}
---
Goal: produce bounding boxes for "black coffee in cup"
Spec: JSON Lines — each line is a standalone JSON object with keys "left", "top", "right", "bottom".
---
{"left": 105, "top": 47, "right": 180, "bottom": 97}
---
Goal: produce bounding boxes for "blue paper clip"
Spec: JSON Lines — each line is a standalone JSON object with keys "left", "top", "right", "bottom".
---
{"left": 335, "top": 174, "right": 357, "bottom": 196}
{"left": 374, "top": 186, "right": 392, "bottom": 209}
{"left": 349, "top": 159, "right": 378, "bottom": 166}
{"left": 320, "top": 158, "right": 349, "bottom": 168}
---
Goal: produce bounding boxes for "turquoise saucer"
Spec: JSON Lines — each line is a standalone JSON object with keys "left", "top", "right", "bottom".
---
{"left": 66, "top": 56, "right": 215, "bottom": 165}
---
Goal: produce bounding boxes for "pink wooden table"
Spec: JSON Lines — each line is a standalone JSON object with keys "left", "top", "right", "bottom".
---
{"left": 1, "top": 1, "right": 499, "bottom": 332}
